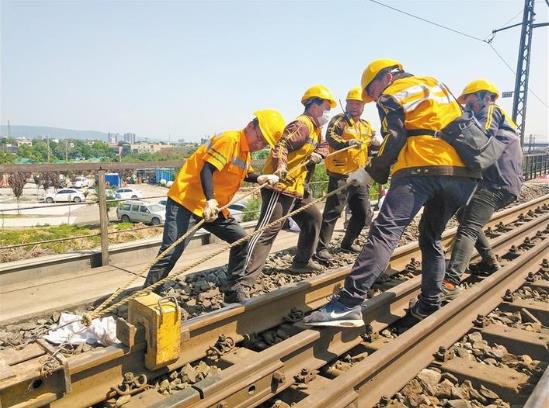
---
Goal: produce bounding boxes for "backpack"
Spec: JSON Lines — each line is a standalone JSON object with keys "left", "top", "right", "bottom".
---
{"left": 439, "top": 85, "right": 506, "bottom": 172}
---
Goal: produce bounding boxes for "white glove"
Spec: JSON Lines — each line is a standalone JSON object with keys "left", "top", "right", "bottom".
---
{"left": 371, "top": 132, "right": 384, "bottom": 147}
{"left": 347, "top": 168, "right": 373, "bottom": 187}
{"left": 347, "top": 139, "right": 362, "bottom": 147}
{"left": 274, "top": 166, "right": 288, "bottom": 181}
{"left": 309, "top": 152, "right": 323, "bottom": 164}
{"left": 203, "top": 199, "right": 219, "bottom": 222}
{"left": 257, "top": 174, "right": 280, "bottom": 186}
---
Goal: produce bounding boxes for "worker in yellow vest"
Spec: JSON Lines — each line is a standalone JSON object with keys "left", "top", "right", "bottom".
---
{"left": 315, "top": 87, "right": 379, "bottom": 262}
{"left": 143, "top": 110, "right": 285, "bottom": 291}
{"left": 226, "top": 85, "right": 336, "bottom": 302}
{"left": 304, "top": 59, "right": 479, "bottom": 327}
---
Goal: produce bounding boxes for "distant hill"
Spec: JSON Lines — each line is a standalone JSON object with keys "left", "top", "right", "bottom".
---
{"left": 0, "top": 125, "right": 109, "bottom": 141}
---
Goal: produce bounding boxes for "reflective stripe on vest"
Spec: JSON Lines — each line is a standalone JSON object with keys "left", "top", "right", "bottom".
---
{"left": 383, "top": 76, "right": 466, "bottom": 174}
{"left": 325, "top": 117, "right": 372, "bottom": 175}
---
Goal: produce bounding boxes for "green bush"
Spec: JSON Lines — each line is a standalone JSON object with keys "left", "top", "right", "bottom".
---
{"left": 309, "top": 164, "right": 329, "bottom": 197}
{"left": 243, "top": 198, "right": 261, "bottom": 222}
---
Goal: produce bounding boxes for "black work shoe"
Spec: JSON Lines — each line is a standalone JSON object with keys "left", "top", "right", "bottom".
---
{"left": 223, "top": 284, "right": 251, "bottom": 304}
{"left": 391, "top": 303, "right": 430, "bottom": 334}
{"left": 315, "top": 249, "right": 333, "bottom": 262}
{"left": 289, "top": 259, "right": 324, "bottom": 274}
{"left": 440, "top": 280, "right": 463, "bottom": 302}
{"left": 469, "top": 259, "right": 500, "bottom": 276}
{"left": 341, "top": 243, "right": 362, "bottom": 254}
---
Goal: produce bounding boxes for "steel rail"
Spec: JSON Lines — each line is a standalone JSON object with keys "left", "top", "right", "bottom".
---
{"left": 0, "top": 199, "right": 547, "bottom": 407}
{"left": 296, "top": 237, "right": 549, "bottom": 407}
{"left": 523, "top": 364, "right": 549, "bottom": 408}
{"left": 119, "top": 211, "right": 549, "bottom": 408}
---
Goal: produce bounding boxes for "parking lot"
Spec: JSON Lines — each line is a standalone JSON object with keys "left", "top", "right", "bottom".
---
{"left": 0, "top": 182, "right": 170, "bottom": 227}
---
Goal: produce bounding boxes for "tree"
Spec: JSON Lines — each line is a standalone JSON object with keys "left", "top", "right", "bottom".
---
{"left": 0, "top": 151, "right": 16, "bottom": 164}
{"left": 8, "top": 172, "right": 30, "bottom": 214}
{"left": 39, "top": 172, "right": 63, "bottom": 192}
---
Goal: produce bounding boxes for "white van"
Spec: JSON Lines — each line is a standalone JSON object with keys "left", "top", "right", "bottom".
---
{"left": 72, "top": 176, "right": 89, "bottom": 188}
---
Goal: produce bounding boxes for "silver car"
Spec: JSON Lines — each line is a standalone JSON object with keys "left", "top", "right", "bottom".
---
{"left": 117, "top": 200, "right": 165, "bottom": 225}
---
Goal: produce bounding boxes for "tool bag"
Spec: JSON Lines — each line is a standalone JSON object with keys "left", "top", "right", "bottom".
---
{"left": 439, "top": 84, "right": 506, "bottom": 172}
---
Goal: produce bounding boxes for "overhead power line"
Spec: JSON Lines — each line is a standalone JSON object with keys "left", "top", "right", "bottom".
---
{"left": 367, "top": 0, "right": 549, "bottom": 109}
{"left": 489, "top": 43, "right": 549, "bottom": 109}
{"left": 366, "top": 0, "right": 487, "bottom": 42}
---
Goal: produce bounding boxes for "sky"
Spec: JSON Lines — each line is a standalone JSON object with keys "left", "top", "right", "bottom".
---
{"left": 1, "top": 0, "right": 548, "bottom": 142}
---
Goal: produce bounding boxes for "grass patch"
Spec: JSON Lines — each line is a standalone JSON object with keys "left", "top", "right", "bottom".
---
{"left": 0, "top": 222, "right": 163, "bottom": 263}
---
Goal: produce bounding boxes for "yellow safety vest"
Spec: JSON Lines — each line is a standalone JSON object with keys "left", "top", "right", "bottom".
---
{"left": 325, "top": 116, "right": 373, "bottom": 175}
{"left": 168, "top": 130, "right": 251, "bottom": 217}
{"left": 380, "top": 76, "right": 467, "bottom": 176}
{"left": 264, "top": 114, "right": 320, "bottom": 197}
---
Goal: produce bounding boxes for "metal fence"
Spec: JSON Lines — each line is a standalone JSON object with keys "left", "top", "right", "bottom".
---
{"left": 1, "top": 153, "right": 548, "bottom": 266}
{"left": 523, "top": 153, "right": 549, "bottom": 181}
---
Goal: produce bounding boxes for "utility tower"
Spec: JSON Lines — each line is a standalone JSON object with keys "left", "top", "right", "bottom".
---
{"left": 512, "top": 0, "right": 535, "bottom": 146}
{"left": 492, "top": 0, "right": 548, "bottom": 146}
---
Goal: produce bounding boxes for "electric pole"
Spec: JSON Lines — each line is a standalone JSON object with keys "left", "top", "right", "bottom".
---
{"left": 491, "top": 0, "right": 549, "bottom": 146}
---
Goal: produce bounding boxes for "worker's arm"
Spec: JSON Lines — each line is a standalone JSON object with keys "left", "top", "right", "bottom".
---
{"left": 365, "top": 95, "right": 407, "bottom": 184}
{"left": 326, "top": 114, "right": 349, "bottom": 150}
{"left": 271, "top": 120, "right": 310, "bottom": 171}
{"left": 200, "top": 162, "right": 216, "bottom": 200}
{"left": 201, "top": 135, "right": 237, "bottom": 200}
{"left": 244, "top": 173, "right": 259, "bottom": 183}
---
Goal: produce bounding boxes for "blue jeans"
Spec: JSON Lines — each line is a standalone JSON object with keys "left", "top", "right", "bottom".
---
{"left": 339, "top": 175, "right": 477, "bottom": 312}
{"left": 143, "top": 198, "right": 248, "bottom": 287}
{"left": 445, "top": 186, "right": 517, "bottom": 285}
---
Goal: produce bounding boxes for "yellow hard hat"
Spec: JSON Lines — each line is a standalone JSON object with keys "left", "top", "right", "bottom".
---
{"left": 254, "top": 109, "right": 286, "bottom": 148}
{"left": 346, "top": 87, "right": 364, "bottom": 102}
{"left": 301, "top": 84, "right": 337, "bottom": 108}
{"left": 458, "top": 79, "right": 500, "bottom": 103}
{"left": 361, "top": 58, "right": 403, "bottom": 102}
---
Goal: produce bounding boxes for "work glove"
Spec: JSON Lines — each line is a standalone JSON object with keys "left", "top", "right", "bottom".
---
{"left": 347, "top": 168, "right": 373, "bottom": 187}
{"left": 203, "top": 199, "right": 219, "bottom": 222}
{"left": 309, "top": 152, "right": 323, "bottom": 164}
{"left": 274, "top": 166, "right": 288, "bottom": 181}
{"left": 257, "top": 174, "right": 280, "bottom": 186}
{"left": 347, "top": 139, "right": 362, "bottom": 147}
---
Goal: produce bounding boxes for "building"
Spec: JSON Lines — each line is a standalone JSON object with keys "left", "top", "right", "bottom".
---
{"left": 123, "top": 133, "right": 136, "bottom": 144}
{"left": 108, "top": 133, "right": 120, "bottom": 145}
{"left": 15, "top": 138, "right": 33, "bottom": 147}
{"left": 130, "top": 142, "right": 174, "bottom": 154}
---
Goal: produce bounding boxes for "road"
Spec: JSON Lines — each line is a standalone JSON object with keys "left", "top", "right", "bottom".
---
{"left": 0, "top": 182, "right": 170, "bottom": 227}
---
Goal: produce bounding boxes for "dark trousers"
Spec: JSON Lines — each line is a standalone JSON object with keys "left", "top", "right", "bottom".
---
{"left": 143, "top": 198, "right": 248, "bottom": 287}
{"left": 445, "top": 186, "right": 516, "bottom": 285}
{"left": 240, "top": 188, "right": 322, "bottom": 284}
{"left": 338, "top": 175, "right": 477, "bottom": 312}
{"left": 317, "top": 175, "right": 372, "bottom": 251}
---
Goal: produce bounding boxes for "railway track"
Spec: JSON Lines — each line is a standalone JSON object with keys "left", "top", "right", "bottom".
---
{"left": 0, "top": 195, "right": 548, "bottom": 407}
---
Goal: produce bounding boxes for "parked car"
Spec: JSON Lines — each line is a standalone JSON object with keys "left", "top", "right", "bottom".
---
{"left": 45, "top": 188, "right": 86, "bottom": 203}
{"left": 117, "top": 200, "right": 165, "bottom": 225}
{"left": 114, "top": 188, "right": 143, "bottom": 200}
{"left": 228, "top": 203, "right": 246, "bottom": 222}
{"left": 72, "top": 176, "right": 89, "bottom": 188}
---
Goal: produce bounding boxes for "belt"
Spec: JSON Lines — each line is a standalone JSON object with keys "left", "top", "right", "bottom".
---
{"left": 407, "top": 129, "right": 442, "bottom": 137}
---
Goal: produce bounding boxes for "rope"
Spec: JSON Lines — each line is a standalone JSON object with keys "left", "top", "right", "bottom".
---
{"left": 92, "top": 185, "right": 263, "bottom": 317}
{"left": 91, "top": 153, "right": 315, "bottom": 316}
{"left": 82, "top": 183, "right": 348, "bottom": 323}
{"left": 87, "top": 142, "right": 361, "bottom": 322}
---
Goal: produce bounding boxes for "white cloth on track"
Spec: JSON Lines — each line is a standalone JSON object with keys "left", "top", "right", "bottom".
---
{"left": 44, "top": 312, "right": 120, "bottom": 346}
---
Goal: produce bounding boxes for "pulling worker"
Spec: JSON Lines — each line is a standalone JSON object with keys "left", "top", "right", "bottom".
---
{"left": 304, "top": 59, "right": 480, "bottom": 327}
{"left": 315, "top": 86, "right": 379, "bottom": 262}
{"left": 226, "top": 85, "right": 336, "bottom": 302}
{"left": 441, "top": 79, "right": 523, "bottom": 300}
{"left": 143, "top": 110, "right": 286, "bottom": 295}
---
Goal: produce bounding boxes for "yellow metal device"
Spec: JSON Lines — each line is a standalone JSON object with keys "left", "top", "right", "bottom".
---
{"left": 128, "top": 293, "right": 181, "bottom": 370}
